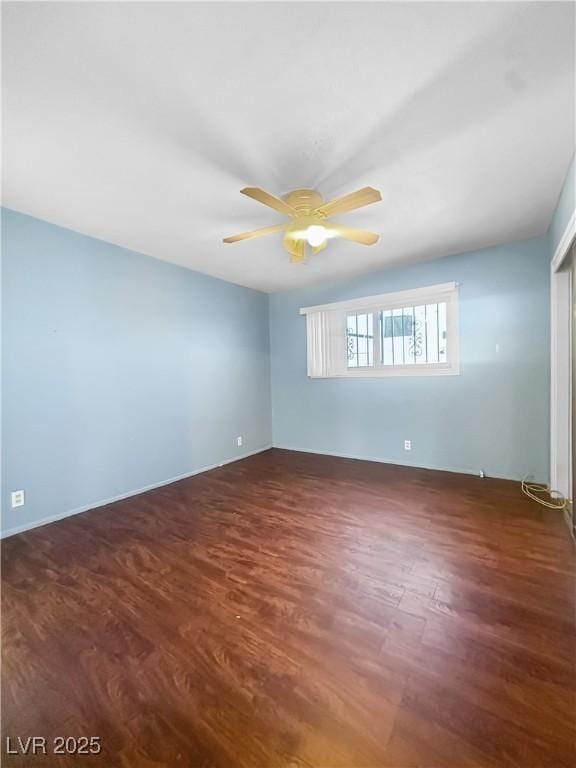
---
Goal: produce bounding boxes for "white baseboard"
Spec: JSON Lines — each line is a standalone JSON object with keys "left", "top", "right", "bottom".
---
{"left": 273, "top": 444, "right": 518, "bottom": 481}
{"left": 1, "top": 445, "right": 272, "bottom": 539}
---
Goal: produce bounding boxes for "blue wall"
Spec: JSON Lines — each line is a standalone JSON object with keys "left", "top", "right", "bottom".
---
{"left": 269, "top": 236, "right": 550, "bottom": 481}
{"left": 548, "top": 153, "right": 575, "bottom": 257}
{"left": 2, "top": 209, "right": 271, "bottom": 536}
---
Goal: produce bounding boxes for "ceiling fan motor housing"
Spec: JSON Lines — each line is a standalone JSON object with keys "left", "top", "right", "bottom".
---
{"left": 283, "top": 189, "right": 324, "bottom": 216}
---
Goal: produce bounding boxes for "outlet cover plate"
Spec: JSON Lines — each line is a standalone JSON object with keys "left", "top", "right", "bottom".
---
{"left": 11, "top": 490, "right": 25, "bottom": 508}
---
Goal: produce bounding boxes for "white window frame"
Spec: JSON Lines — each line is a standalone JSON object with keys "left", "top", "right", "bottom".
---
{"left": 300, "top": 282, "right": 460, "bottom": 378}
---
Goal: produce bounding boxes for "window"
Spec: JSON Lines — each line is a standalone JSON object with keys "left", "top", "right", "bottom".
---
{"left": 346, "top": 301, "right": 448, "bottom": 369}
{"left": 346, "top": 313, "right": 373, "bottom": 367}
{"left": 301, "top": 282, "right": 459, "bottom": 378}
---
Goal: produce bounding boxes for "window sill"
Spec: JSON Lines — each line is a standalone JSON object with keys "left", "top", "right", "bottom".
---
{"left": 310, "top": 364, "right": 460, "bottom": 379}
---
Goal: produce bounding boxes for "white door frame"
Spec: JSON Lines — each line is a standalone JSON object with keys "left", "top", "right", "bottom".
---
{"left": 550, "top": 211, "right": 575, "bottom": 501}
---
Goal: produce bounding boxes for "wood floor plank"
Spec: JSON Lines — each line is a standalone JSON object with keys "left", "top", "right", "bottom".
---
{"left": 2, "top": 449, "right": 575, "bottom": 767}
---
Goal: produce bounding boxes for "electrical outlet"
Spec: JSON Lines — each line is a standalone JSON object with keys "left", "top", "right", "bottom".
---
{"left": 404, "top": 440, "right": 412, "bottom": 451}
{"left": 11, "top": 490, "right": 25, "bottom": 508}
{"left": 236, "top": 436, "right": 243, "bottom": 447}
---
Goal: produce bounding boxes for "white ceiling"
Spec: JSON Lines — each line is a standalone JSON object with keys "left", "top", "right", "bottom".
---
{"left": 3, "top": 2, "right": 575, "bottom": 293}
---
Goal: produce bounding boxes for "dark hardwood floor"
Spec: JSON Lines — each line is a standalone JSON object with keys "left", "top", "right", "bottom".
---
{"left": 2, "top": 449, "right": 575, "bottom": 767}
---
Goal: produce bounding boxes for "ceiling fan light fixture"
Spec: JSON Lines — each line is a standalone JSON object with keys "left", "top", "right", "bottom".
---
{"left": 290, "top": 224, "right": 336, "bottom": 245}
{"left": 305, "top": 225, "right": 328, "bottom": 247}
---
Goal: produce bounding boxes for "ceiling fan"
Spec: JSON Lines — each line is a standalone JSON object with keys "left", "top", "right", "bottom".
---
{"left": 223, "top": 186, "right": 382, "bottom": 263}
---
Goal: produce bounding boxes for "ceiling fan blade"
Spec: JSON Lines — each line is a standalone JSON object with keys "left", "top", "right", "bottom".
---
{"left": 315, "top": 187, "right": 382, "bottom": 217}
{"left": 283, "top": 234, "right": 306, "bottom": 263}
{"left": 330, "top": 226, "right": 380, "bottom": 245}
{"left": 241, "top": 187, "right": 297, "bottom": 217}
{"left": 223, "top": 223, "right": 289, "bottom": 244}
